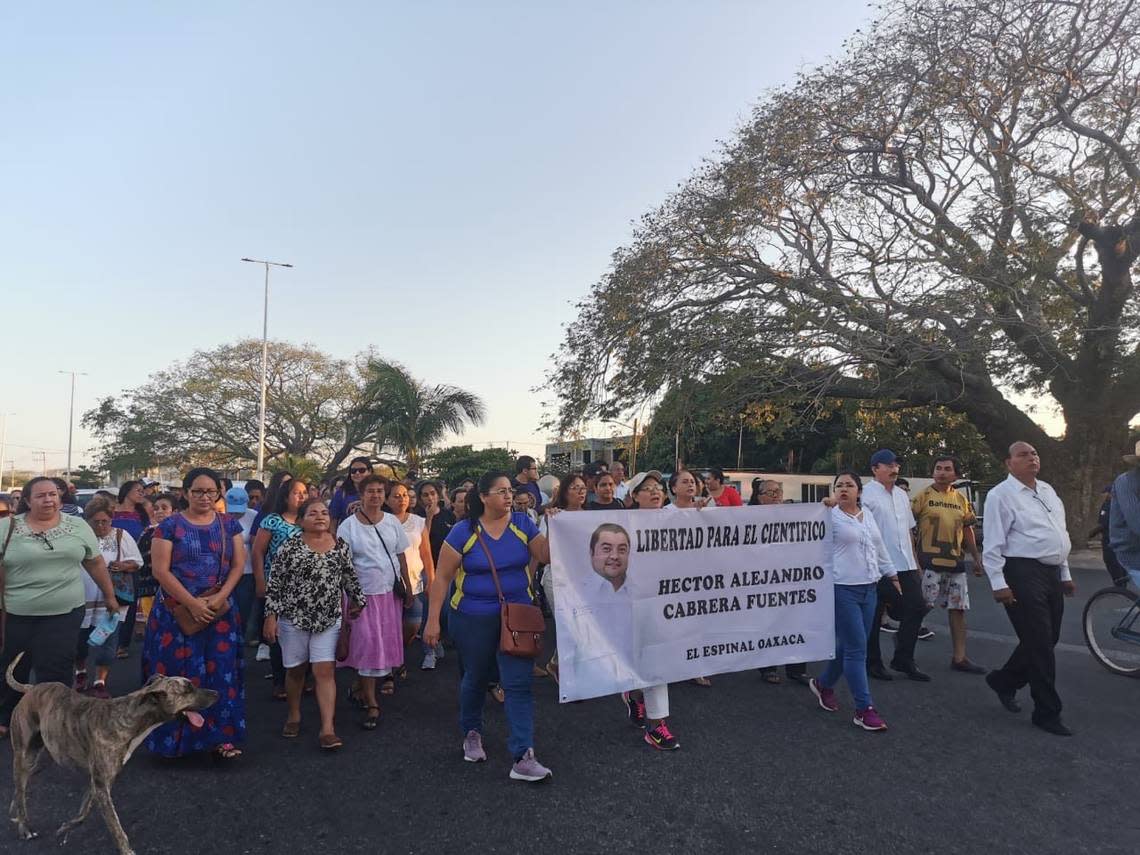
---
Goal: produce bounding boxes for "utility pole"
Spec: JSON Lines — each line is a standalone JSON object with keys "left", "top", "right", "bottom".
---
{"left": 38, "top": 451, "right": 48, "bottom": 475}
{"left": 630, "top": 417, "right": 639, "bottom": 474}
{"left": 2, "top": 460, "right": 12, "bottom": 492}
{"left": 58, "top": 371, "right": 87, "bottom": 480}
{"left": 737, "top": 414, "right": 744, "bottom": 470}
{"left": 241, "top": 258, "right": 294, "bottom": 481}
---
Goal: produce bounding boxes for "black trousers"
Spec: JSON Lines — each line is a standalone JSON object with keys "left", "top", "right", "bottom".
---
{"left": 0, "top": 607, "right": 85, "bottom": 726}
{"left": 988, "top": 558, "right": 1064, "bottom": 723}
{"left": 867, "top": 569, "right": 927, "bottom": 668}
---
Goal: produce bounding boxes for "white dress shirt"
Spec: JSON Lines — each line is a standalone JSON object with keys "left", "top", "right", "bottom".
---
{"left": 860, "top": 479, "right": 917, "bottom": 572}
{"left": 982, "top": 474, "right": 1072, "bottom": 589}
{"left": 830, "top": 506, "right": 897, "bottom": 585}
{"left": 560, "top": 573, "right": 636, "bottom": 698}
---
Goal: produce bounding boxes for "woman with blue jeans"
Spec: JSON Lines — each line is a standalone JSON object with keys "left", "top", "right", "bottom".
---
{"left": 424, "top": 470, "right": 552, "bottom": 783}
{"left": 810, "top": 470, "right": 900, "bottom": 732}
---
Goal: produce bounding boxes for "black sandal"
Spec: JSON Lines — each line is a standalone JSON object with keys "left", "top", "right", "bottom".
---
{"left": 362, "top": 706, "right": 381, "bottom": 730}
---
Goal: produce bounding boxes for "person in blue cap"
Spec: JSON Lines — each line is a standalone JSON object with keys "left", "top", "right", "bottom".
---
{"left": 861, "top": 449, "right": 931, "bottom": 682}
{"left": 226, "top": 486, "right": 257, "bottom": 639}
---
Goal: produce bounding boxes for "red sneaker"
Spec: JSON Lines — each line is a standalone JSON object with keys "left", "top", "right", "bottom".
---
{"left": 853, "top": 706, "right": 888, "bottom": 731}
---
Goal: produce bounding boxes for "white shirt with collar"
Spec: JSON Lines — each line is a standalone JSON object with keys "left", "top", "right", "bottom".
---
{"left": 830, "top": 506, "right": 897, "bottom": 585}
{"left": 982, "top": 474, "right": 1072, "bottom": 590}
{"left": 860, "top": 479, "right": 917, "bottom": 573}
{"left": 560, "top": 572, "right": 635, "bottom": 699}
{"left": 613, "top": 481, "right": 629, "bottom": 502}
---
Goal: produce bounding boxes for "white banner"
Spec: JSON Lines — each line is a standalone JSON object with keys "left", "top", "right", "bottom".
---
{"left": 548, "top": 504, "right": 834, "bottom": 702}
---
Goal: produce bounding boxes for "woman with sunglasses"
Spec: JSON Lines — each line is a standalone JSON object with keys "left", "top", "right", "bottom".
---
{"left": 619, "top": 471, "right": 682, "bottom": 749}
{"left": 330, "top": 457, "right": 373, "bottom": 528}
{"left": 143, "top": 467, "right": 247, "bottom": 758}
{"left": 0, "top": 477, "right": 120, "bottom": 738}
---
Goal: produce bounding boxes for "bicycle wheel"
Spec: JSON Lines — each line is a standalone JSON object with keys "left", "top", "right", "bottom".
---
{"left": 1083, "top": 586, "right": 1140, "bottom": 676}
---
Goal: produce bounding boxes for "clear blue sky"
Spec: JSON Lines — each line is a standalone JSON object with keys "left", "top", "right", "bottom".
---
{"left": 1, "top": 1, "right": 876, "bottom": 473}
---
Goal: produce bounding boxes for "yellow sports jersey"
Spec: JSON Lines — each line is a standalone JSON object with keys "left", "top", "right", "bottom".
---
{"left": 911, "top": 485, "right": 976, "bottom": 571}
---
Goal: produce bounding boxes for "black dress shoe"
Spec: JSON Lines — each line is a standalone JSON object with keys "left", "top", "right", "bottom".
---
{"left": 1033, "top": 718, "right": 1074, "bottom": 737}
{"left": 985, "top": 672, "right": 1021, "bottom": 713}
{"left": 867, "top": 663, "right": 894, "bottom": 681}
{"left": 891, "top": 661, "right": 932, "bottom": 682}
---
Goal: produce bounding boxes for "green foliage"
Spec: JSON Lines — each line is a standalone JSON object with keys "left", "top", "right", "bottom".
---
{"left": 269, "top": 454, "right": 326, "bottom": 487}
{"left": 84, "top": 341, "right": 385, "bottom": 476}
{"left": 69, "top": 466, "right": 106, "bottom": 488}
{"left": 420, "top": 445, "right": 516, "bottom": 488}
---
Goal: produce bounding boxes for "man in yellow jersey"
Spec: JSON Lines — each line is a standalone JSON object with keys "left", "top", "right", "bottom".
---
{"left": 912, "top": 455, "right": 987, "bottom": 674}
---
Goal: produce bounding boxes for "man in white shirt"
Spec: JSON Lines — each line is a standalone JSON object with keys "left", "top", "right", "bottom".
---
{"left": 560, "top": 524, "right": 635, "bottom": 698}
{"left": 982, "top": 441, "right": 1075, "bottom": 736}
{"left": 860, "top": 449, "right": 931, "bottom": 682}
{"left": 611, "top": 461, "right": 629, "bottom": 504}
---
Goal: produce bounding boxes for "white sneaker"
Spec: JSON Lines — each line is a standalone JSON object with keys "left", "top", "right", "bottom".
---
{"left": 509, "top": 748, "right": 552, "bottom": 782}
{"left": 421, "top": 650, "right": 437, "bottom": 671}
{"left": 255, "top": 644, "right": 270, "bottom": 662}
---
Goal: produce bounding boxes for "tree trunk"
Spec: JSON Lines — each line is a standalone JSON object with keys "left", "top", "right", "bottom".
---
{"left": 1047, "top": 411, "right": 1129, "bottom": 548}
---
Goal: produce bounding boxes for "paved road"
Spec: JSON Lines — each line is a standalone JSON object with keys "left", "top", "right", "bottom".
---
{"left": 1, "top": 565, "right": 1137, "bottom": 855}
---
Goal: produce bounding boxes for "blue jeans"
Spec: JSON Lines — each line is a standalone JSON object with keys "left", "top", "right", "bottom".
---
{"left": 448, "top": 608, "right": 534, "bottom": 759}
{"left": 819, "top": 583, "right": 876, "bottom": 710}
{"left": 233, "top": 575, "right": 256, "bottom": 641}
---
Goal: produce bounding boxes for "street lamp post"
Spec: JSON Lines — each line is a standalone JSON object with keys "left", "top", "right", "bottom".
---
{"left": 58, "top": 372, "right": 87, "bottom": 480}
{"left": 0, "top": 413, "right": 11, "bottom": 490}
{"left": 241, "top": 258, "right": 293, "bottom": 481}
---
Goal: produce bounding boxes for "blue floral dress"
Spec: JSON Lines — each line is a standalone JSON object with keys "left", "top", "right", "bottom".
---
{"left": 142, "top": 512, "right": 246, "bottom": 757}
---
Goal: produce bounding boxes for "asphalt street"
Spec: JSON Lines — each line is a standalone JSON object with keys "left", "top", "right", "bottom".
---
{"left": 1, "top": 564, "right": 1137, "bottom": 855}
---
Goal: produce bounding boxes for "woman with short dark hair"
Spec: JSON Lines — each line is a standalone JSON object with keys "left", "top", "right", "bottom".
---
{"left": 264, "top": 498, "right": 364, "bottom": 748}
{"left": 0, "top": 477, "right": 120, "bottom": 737}
{"left": 143, "top": 467, "right": 247, "bottom": 758}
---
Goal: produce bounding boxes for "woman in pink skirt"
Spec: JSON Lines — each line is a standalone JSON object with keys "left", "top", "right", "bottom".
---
{"left": 335, "top": 475, "right": 414, "bottom": 729}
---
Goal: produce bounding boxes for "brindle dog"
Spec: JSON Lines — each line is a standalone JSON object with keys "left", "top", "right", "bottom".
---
{"left": 6, "top": 652, "right": 218, "bottom": 854}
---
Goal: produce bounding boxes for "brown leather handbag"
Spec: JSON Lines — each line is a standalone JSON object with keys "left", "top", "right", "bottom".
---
{"left": 476, "top": 530, "right": 545, "bottom": 658}
{"left": 170, "top": 515, "right": 227, "bottom": 636}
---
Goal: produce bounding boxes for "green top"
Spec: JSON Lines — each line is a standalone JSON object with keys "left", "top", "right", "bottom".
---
{"left": 0, "top": 514, "right": 98, "bottom": 617}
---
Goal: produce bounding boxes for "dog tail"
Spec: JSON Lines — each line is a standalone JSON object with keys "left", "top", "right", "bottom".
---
{"left": 5, "top": 652, "right": 32, "bottom": 693}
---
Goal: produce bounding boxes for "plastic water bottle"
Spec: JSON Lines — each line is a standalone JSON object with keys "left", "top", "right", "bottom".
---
{"left": 87, "top": 609, "right": 126, "bottom": 647}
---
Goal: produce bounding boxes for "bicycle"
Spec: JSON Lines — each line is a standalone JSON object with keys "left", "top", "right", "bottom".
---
{"left": 1083, "top": 581, "right": 1140, "bottom": 677}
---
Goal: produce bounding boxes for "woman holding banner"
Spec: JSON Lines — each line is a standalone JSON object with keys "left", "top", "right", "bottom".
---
{"left": 665, "top": 469, "right": 714, "bottom": 688}
{"left": 809, "top": 471, "right": 900, "bottom": 732}
{"left": 423, "top": 470, "right": 553, "bottom": 783}
{"left": 623, "top": 470, "right": 681, "bottom": 750}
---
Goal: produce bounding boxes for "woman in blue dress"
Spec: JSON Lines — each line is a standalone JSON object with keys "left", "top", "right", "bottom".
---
{"left": 143, "top": 467, "right": 247, "bottom": 759}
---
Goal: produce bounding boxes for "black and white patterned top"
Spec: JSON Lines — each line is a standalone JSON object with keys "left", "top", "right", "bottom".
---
{"left": 265, "top": 535, "right": 365, "bottom": 632}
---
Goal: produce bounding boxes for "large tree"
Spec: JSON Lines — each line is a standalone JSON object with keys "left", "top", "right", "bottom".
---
{"left": 549, "top": 0, "right": 1140, "bottom": 538}
{"left": 84, "top": 340, "right": 382, "bottom": 474}
{"left": 420, "top": 445, "right": 517, "bottom": 487}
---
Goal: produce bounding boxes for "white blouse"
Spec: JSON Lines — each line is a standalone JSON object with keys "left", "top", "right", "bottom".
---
{"left": 337, "top": 513, "right": 410, "bottom": 596}
{"left": 829, "top": 505, "right": 897, "bottom": 586}
{"left": 399, "top": 514, "right": 427, "bottom": 595}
